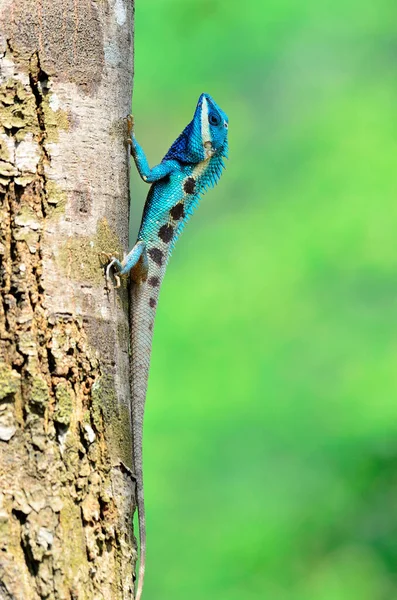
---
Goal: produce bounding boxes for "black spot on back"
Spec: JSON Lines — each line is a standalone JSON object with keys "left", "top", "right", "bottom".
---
{"left": 170, "top": 203, "right": 185, "bottom": 221}
{"left": 183, "top": 177, "right": 196, "bottom": 194}
{"left": 148, "top": 248, "right": 163, "bottom": 267}
{"left": 148, "top": 276, "right": 160, "bottom": 287}
{"left": 158, "top": 224, "right": 174, "bottom": 243}
{"left": 149, "top": 297, "right": 156, "bottom": 308}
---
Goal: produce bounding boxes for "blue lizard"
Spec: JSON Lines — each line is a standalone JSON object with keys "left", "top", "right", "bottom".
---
{"left": 106, "top": 93, "right": 228, "bottom": 600}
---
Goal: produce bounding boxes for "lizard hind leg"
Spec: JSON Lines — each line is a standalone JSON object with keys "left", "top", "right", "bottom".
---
{"left": 105, "top": 241, "right": 148, "bottom": 287}
{"left": 119, "top": 240, "right": 148, "bottom": 279}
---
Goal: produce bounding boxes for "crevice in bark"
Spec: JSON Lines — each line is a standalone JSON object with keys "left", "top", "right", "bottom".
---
{"left": 28, "top": 52, "right": 50, "bottom": 154}
{"left": 16, "top": 518, "right": 40, "bottom": 580}
{"left": 28, "top": 51, "right": 51, "bottom": 222}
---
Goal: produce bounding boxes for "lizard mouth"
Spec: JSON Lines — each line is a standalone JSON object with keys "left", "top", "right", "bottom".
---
{"left": 203, "top": 141, "right": 215, "bottom": 158}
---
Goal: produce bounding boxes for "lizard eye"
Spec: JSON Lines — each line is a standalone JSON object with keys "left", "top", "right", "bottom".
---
{"left": 209, "top": 113, "right": 220, "bottom": 126}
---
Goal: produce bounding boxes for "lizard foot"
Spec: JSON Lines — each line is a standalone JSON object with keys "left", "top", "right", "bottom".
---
{"left": 115, "top": 461, "right": 136, "bottom": 481}
{"left": 99, "top": 252, "right": 121, "bottom": 289}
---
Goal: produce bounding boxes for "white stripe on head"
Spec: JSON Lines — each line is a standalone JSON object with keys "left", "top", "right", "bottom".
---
{"left": 200, "top": 95, "right": 211, "bottom": 145}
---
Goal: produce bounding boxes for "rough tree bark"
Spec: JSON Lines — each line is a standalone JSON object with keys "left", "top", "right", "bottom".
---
{"left": 0, "top": 1, "right": 135, "bottom": 598}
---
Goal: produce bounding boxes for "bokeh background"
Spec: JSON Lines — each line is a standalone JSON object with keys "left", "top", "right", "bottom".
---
{"left": 130, "top": 1, "right": 396, "bottom": 598}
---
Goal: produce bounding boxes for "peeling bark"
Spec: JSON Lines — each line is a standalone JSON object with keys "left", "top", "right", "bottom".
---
{"left": 0, "top": 2, "right": 135, "bottom": 598}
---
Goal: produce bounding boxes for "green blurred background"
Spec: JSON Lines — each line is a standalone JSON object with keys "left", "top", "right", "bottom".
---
{"left": 130, "top": 1, "right": 397, "bottom": 598}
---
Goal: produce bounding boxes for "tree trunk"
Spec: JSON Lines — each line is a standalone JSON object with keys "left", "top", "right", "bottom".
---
{"left": 0, "top": 2, "right": 135, "bottom": 598}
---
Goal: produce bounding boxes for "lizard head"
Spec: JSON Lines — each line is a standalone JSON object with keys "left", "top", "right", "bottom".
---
{"left": 195, "top": 93, "right": 228, "bottom": 159}
{"left": 163, "top": 93, "right": 228, "bottom": 164}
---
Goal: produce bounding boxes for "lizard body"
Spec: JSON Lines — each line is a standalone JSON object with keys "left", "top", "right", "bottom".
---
{"left": 106, "top": 93, "right": 228, "bottom": 600}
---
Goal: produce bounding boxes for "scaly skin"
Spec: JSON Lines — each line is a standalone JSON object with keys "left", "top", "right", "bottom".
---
{"left": 106, "top": 93, "right": 228, "bottom": 600}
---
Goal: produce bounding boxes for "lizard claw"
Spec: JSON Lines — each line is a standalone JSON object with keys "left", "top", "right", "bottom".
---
{"left": 99, "top": 250, "right": 119, "bottom": 265}
{"left": 115, "top": 461, "right": 136, "bottom": 480}
{"left": 105, "top": 258, "right": 121, "bottom": 289}
{"left": 99, "top": 252, "right": 122, "bottom": 290}
{"left": 127, "top": 115, "right": 135, "bottom": 145}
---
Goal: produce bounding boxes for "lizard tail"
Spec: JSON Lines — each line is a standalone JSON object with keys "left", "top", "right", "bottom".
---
{"left": 135, "top": 485, "right": 146, "bottom": 600}
{"left": 129, "top": 261, "right": 164, "bottom": 600}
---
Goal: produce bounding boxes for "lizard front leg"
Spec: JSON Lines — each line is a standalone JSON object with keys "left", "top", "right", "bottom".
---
{"left": 127, "top": 115, "right": 179, "bottom": 183}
